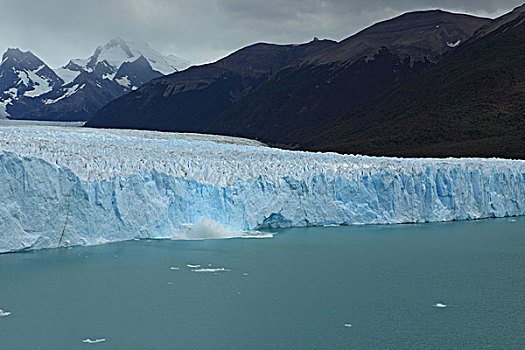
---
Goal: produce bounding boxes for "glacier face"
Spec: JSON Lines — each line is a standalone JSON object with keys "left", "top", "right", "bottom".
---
{"left": 0, "top": 124, "right": 524, "bottom": 253}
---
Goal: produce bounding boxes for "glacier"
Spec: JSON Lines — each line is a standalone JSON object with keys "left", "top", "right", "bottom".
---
{"left": 0, "top": 123, "right": 524, "bottom": 253}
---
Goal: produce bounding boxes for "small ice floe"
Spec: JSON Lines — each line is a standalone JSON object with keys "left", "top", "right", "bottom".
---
{"left": 510, "top": 219, "right": 517, "bottom": 222}
{"left": 82, "top": 338, "right": 106, "bottom": 344}
{"left": 243, "top": 232, "right": 274, "bottom": 239}
{"left": 168, "top": 282, "right": 173, "bottom": 285}
{"left": 193, "top": 268, "right": 230, "bottom": 273}
{"left": 242, "top": 273, "right": 249, "bottom": 276}
{"left": 0, "top": 309, "right": 11, "bottom": 317}
{"left": 433, "top": 303, "right": 447, "bottom": 308}
{"left": 344, "top": 323, "right": 352, "bottom": 328}
{"left": 170, "top": 267, "right": 180, "bottom": 270}
{"left": 186, "top": 264, "right": 200, "bottom": 268}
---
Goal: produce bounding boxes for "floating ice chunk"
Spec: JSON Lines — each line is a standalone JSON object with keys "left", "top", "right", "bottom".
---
{"left": 82, "top": 338, "right": 106, "bottom": 344}
{"left": 170, "top": 267, "right": 180, "bottom": 270}
{"left": 186, "top": 264, "right": 200, "bottom": 268}
{"left": 192, "top": 268, "right": 230, "bottom": 273}
{"left": 242, "top": 233, "right": 274, "bottom": 239}
{"left": 344, "top": 323, "right": 352, "bottom": 328}
{"left": 433, "top": 303, "right": 447, "bottom": 308}
{"left": 0, "top": 309, "right": 11, "bottom": 317}
{"left": 242, "top": 273, "right": 249, "bottom": 276}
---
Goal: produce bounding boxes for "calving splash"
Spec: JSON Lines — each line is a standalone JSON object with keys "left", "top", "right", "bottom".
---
{"left": 0, "top": 124, "right": 524, "bottom": 253}
{"left": 175, "top": 218, "right": 273, "bottom": 240}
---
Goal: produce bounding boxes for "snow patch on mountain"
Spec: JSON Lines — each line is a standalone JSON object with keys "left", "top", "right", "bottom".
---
{"left": 447, "top": 39, "right": 462, "bottom": 47}
{"left": 115, "top": 76, "right": 131, "bottom": 88}
{"left": 54, "top": 67, "right": 80, "bottom": 85}
{"left": 0, "top": 124, "right": 523, "bottom": 253}
{"left": 6, "top": 88, "right": 17, "bottom": 98}
{"left": 0, "top": 98, "right": 11, "bottom": 118}
{"left": 43, "top": 84, "right": 80, "bottom": 104}
{"left": 22, "top": 66, "right": 55, "bottom": 97}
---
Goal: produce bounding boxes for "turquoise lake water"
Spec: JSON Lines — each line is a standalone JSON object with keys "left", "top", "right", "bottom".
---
{"left": 1, "top": 217, "right": 524, "bottom": 349}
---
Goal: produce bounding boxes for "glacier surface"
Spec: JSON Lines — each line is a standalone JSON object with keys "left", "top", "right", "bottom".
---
{"left": 0, "top": 124, "right": 524, "bottom": 253}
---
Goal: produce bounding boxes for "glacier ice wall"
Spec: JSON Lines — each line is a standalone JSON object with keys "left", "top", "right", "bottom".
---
{"left": 0, "top": 125, "right": 524, "bottom": 252}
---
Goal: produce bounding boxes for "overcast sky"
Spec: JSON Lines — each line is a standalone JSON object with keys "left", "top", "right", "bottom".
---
{"left": 0, "top": 0, "right": 522, "bottom": 67}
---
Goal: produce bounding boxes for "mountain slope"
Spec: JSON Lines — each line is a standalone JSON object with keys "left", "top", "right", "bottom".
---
{"left": 303, "top": 4, "right": 525, "bottom": 158}
{"left": 86, "top": 10, "right": 490, "bottom": 140}
{"left": 85, "top": 39, "right": 337, "bottom": 130}
{"left": 205, "top": 10, "right": 490, "bottom": 144}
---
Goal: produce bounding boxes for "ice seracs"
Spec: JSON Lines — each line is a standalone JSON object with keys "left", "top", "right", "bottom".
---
{"left": 0, "top": 124, "right": 524, "bottom": 253}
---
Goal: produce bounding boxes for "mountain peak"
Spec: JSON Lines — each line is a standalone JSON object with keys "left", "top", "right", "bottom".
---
{"left": 4, "top": 47, "right": 24, "bottom": 56}
{"left": 2, "top": 48, "right": 36, "bottom": 60}
{"left": 1, "top": 48, "right": 45, "bottom": 71}
{"left": 73, "top": 38, "right": 188, "bottom": 75}
{"left": 472, "top": 3, "right": 525, "bottom": 39}
{"left": 106, "top": 37, "right": 127, "bottom": 46}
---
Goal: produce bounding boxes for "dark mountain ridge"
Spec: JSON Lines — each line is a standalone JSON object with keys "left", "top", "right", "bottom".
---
{"left": 301, "top": 4, "right": 525, "bottom": 158}
{"left": 86, "top": 10, "right": 490, "bottom": 141}
{"left": 304, "top": 9, "right": 489, "bottom": 65}
{"left": 204, "top": 10, "right": 491, "bottom": 145}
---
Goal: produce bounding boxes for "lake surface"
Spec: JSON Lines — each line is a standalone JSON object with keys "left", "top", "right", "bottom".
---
{"left": 1, "top": 217, "right": 524, "bottom": 349}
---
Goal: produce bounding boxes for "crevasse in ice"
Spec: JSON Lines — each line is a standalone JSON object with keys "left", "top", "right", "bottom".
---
{"left": 0, "top": 125, "right": 524, "bottom": 252}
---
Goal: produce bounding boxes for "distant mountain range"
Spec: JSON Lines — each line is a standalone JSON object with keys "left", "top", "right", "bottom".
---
{"left": 0, "top": 38, "right": 189, "bottom": 121}
{"left": 87, "top": 6, "right": 524, "bottom": 158}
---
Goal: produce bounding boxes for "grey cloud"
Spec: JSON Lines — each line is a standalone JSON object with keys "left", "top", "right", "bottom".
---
{"left": 0, "top": 0, "right": 522, "bottom": 67}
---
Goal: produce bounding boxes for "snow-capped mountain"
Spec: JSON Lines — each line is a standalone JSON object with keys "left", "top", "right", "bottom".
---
{"left": 0, "top": 48, "right": 63, "bottom": 117}
{"left": 0, "top": 38, "right": 190, "bottom": 121}
{"left": 70, "top": 37, "right": 188, "bottom": 75}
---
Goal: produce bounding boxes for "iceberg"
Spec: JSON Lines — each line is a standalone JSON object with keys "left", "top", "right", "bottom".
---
{"left": 0, "top": 124, "right": 524, "bottom": 253}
